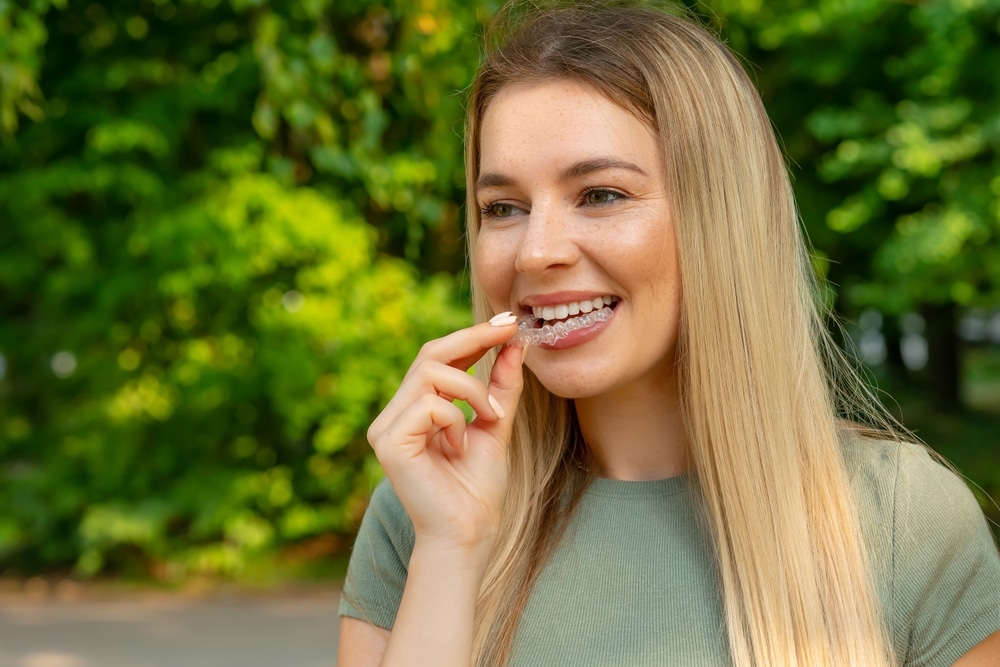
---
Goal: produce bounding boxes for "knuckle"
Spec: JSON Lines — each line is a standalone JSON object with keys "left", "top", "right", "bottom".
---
{"left": 416, "top": 393, "right": 441, "bottom": 413}
{"left": 416, "top": 338, "right": 444, "bottom": 360}
{"left": 411, "top": 358, "right": 435, "bottom": 379}
{"left": 445, "top": 400, "right": 465, "bottom": 421}
{"left": 405, "top": 358, "right": 439, "bottom": 390}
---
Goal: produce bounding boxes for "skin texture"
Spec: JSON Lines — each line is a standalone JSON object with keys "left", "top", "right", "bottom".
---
{"left": 475, "top": 79, "right": 688, "bottom": 480}
{"left": 953, "top": 630, "right": 1000, "bottom": 666}
{"left": 475, "top": 80, "right": 680, "bottom": 403}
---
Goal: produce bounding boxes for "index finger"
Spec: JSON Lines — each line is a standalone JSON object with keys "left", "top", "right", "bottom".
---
{"left": 415, "top": 312, "right": 521, "bottom": 372}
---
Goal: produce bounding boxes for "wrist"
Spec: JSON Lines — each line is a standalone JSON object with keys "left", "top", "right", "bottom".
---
{"left": 412, "top": 533, "right": 495, "bottom": 574}
{"left": 382, "top": 535, "right": 491, "bottom": 667}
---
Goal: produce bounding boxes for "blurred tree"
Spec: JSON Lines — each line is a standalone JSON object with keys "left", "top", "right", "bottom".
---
{"left": 1, "top": 0, "right": 997, "bottom": 576}
{"left": 0, "top": 0, "right": 473, "bottom": 577}
{"left": 0, "top": 0, "right": 57, "bottom": 136}
{"left": 715, "top": 0, "right": 1000, "bottom": 411}
{"left": 253, "top": 0, "right": 499, "bottom": 271}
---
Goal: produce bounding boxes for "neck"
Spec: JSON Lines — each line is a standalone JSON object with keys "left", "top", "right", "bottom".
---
{"left": 574, "top": 369, "right": 687, "bottom": 481}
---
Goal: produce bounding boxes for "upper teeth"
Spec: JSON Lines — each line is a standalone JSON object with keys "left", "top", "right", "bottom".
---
{"left": 532, "top": 296, "right": 616, "bottom": 322}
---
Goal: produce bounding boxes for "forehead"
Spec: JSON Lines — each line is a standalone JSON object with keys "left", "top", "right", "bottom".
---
{"left": 478, "top": 79, "right": 661, "bottom": 173}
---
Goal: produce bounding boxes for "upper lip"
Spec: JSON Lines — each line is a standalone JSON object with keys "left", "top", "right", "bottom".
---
{"left": 519, "top": 291, "right": 619, "bottom": 312}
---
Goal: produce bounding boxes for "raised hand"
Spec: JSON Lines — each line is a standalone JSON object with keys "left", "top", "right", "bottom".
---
{"left": 366, "top": 312, "right": 524, "bottom": 553}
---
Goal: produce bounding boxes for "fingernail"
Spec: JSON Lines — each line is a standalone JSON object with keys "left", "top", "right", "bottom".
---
{"left": 489, "top": 311, "right": 517, "bottom": 327}
{"left": 520, "top": 344, "right": 529, "bottom": 364}
{"left": 463, "top": 432, "right": 469, "bottom": 452}
{"left": 488, "top": 394, "right": 506, "bottom": 420}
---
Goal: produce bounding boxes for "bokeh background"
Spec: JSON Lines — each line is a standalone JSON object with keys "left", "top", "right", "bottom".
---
{"left": 0, "top": 0, "right": 998, "bottom": 587}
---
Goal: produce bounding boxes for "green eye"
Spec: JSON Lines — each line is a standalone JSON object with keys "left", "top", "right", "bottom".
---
{"left": 583, "top": 189, "right": 623, "bottom": 206}
{"left": 480, "top": 202, "right": 519, "bottom": 219}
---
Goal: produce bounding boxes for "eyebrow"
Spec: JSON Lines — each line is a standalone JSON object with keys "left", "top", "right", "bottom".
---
{"left": 475, "top": 157, "right": 648, "bottom": 192}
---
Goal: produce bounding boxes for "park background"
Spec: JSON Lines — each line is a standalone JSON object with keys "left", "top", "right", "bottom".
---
{"left": 0, "top": 0, "right": 998, "bottom": 590}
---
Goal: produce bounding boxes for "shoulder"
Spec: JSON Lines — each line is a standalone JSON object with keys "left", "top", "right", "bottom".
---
{"left": 841, "top": 432, "right": 1000, "bottom": 666}
{"left": 839, "top": 432, "right": 994, "bottom": 566}
{"left": 840, "top": 433, "right": 989, "bottom": 543}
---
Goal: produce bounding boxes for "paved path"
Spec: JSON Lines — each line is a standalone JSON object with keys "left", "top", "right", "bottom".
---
{"left": 0, "top": 585, "right": 341, "bottom": 667}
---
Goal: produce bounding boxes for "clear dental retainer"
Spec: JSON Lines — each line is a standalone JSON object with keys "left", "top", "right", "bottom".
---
{"left": 508, "top": 306, "right": 614, "bottom": 347}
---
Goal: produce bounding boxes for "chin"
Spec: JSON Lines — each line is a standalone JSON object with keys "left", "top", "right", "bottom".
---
{"left": 527, "top": 368, "right": 611, "bottom": 401}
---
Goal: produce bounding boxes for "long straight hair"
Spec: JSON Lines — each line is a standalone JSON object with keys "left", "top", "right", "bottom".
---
{"left": 465, "top": 2, "right": 896, "bottom": 665}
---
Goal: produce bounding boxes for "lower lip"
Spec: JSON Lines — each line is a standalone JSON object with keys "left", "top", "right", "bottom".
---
{"left": 537, "top": 307, "right": 617, "bottom": 351}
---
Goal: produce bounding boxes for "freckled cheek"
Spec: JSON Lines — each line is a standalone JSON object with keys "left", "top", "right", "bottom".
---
{"left": 604, "top": 229, "right": 679, "bottom": 297}
{"left": 605, "top": 236, "right": 661, "bottom": 276}
{"left": 474, "top": 233, "right": 516, "bottom": 307}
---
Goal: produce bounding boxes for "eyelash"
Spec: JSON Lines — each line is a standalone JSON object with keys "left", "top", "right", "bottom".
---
{"left": 480, "top": 202, "right": 520, "bottom": 220}
{"left": 479, "top": 188, "right": 627, "bottom": 220}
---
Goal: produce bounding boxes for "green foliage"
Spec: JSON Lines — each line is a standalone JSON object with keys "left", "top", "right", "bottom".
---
{"left": 0, "top": 140, "right": 468, "bottom": 575}
{"left": 719, "top": 0, "right": 1000, "bottom": 315}
{"left": 0, "top": 0, "right": 473, "bottom": 578}
{"left": 247, "top": 0, "right": 493, "bottom": 268}
{"left": 0, "top": 0, "right": 64, "bottom": 135}
{"left": 1, "top": 0, "right": 998, "bottom": 577}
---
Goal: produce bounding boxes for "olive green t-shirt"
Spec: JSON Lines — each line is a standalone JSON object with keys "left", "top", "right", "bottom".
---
{"left": 339, "top": 439, "right": 1000, "bottom": 666}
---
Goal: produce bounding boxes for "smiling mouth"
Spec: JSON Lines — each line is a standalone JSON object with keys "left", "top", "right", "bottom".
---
{"left": 528, "top": 296, "right": 620, "bottom": 327}
{"left": 509, "top": 296, "right": 620, "bottom": 347}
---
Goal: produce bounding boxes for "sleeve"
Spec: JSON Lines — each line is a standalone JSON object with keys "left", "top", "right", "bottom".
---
{"left": 338, "top": 478, "right": 415, "bottom": 630}
{"left": 892, "top": 443, "right": 1000, "bottom": 667}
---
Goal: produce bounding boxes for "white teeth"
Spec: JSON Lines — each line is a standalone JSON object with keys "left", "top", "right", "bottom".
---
{"left": 530, "top": 296, "right": 618, "bottom": 321}
{"left": 508, "top": 305, "right": 616, "bottom": 347}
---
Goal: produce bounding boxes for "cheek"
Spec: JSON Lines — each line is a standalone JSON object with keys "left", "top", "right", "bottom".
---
{"left": 474, "top": 232, "right": 515, "bottom": 307}
{"left": 602, "top": 228, "right": 672, "bottom": 288}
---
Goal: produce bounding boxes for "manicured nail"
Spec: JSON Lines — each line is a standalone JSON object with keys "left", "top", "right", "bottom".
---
{"left": 489, "top": 311, "right": 517, "bottom": 327}
{"left": 521, "top": 344, "right": 529, "bottom": 364}
{"left": 488, "top": 394, "right": 506, "bottom": 420}
{"left": 463, "top": 431, "right": 468, "bottom": 452}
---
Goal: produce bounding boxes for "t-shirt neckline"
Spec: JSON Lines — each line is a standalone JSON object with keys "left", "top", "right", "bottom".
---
{"left": 586, "top": 474, "right": 689, "bottom": 497}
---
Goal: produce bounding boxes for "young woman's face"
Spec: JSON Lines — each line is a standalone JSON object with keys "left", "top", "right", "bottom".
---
{"left": 474, "top": 79, "right": 682, "bottom": 400}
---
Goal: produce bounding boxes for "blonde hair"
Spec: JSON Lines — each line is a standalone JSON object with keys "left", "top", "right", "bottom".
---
{"left": 465, "top": 2, "right": 897, "bottom": 665}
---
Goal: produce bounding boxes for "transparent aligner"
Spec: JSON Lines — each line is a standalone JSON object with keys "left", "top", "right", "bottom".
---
{"left": 507, "top": 306, "right": 614, "bottom": 347}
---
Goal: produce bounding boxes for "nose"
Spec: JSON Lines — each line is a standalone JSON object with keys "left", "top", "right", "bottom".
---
{"left": 514, "top": 203, "right": 579, "bottom": 274}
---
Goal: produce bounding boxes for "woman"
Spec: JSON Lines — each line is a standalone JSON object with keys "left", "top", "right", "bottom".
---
{"left": 338, "top": 2, "right": 1000, "bottom": 665}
